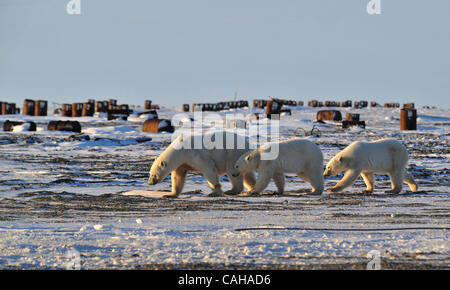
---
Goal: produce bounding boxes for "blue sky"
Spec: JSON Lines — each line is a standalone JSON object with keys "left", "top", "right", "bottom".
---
{"left": 1, "top": 0, "right": 449, "bottom": 108}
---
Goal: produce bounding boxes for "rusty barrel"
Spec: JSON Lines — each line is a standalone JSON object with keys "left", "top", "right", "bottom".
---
{"left": 95, "top": 101, "right": 106, "bottom": 113}
{"left": 343, "top": 121, "right": 366, "bottom": 129}
{"left": 108, "top": 99, "right": 117, "bottom": 110}
{"left": 72, "top": 103, "right": 84, "bottom": 117}
{"left": 142, "top": 119, "right": 174, "bottom": 133}
{"left": 82, "top": 102, "right": 95, "bottom": 117}
{"left": 61, "top": 104, "right": 72, "bottom": 117}
{"left": 144, "top": 100, "right": 152, "bottom": 110}
{"left": 345, "top": 113, "right": 360, "bottom": 121}
{"left": 341, "top": 100, "right": 352, "bottom": 108}
{"left": 34, "top": 100, "right": 48, "bottom": 116}
{"left": 317, "top": 110, "right": 342, "bottom": 121}
{"left": 1, "top": 102, "right": 16, "bottom": 115}
{"left": 48, "top": 121, "right": 82, "bottom": 133}
{"left": 400, "top": 108, "right": 417, "bottom": 130}
{"left": 3, "top": 120, "right": 37, "bottom": 132}
{"left": 23, "top": 99, "right": 35, "bottom": 116}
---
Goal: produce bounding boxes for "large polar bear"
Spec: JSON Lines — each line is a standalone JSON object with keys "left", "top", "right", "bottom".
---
{"left": 232, "top": 138, "right": 324, "bottom": 195}
{"left": 148, "top": 132, "right": 256, "bottom": 197}
{"left": 323, "top": 139, "right": 418, "bottom": 194}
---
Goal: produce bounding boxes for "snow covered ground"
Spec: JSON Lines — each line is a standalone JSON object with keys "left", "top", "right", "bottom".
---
{"left": 0, "top": 105, "right": 448, "bottom": 269}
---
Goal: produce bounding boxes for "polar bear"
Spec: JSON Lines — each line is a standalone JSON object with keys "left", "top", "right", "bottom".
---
{"left": 323, "top": 139, "right": 418, "bottom": 194}
{"left": 232, "top": 138, "right": 324, "bottom": 195}
{"left": 147, "top": 132, "right": 256, "bottom": 197}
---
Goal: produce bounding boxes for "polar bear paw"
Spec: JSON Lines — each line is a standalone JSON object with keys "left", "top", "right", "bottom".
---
{"left": 327, "top": 187, "right": 342, "bottom": 194}
{"left": 208, "top": 191, "right": 224, "bottom": 197}
{"left": 163, "top": 193, "right": 179, "bottom": 198}
{"left": 224, "top": 190, "right": 241, "bottom": 196}
{"left": 241, "top": 190, "right": 260, "bottom": 197}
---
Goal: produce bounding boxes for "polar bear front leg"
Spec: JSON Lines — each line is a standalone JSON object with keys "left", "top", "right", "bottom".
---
{"left": 162, "top": 166, "right": 188, "bottom": 198}
{"left": 273, "top": 172, "right": 285, "bottom": 195}
{"left": 243, "top": 172, "right": 256, "bottom": 192}
{"left": 361, "top": 172, "right": 375, "bottom": 193}
{"left": 224, "top": 173, "right": 244, "bottom": 196}
{"left": 328, "top": 169, "right": 361, "bottom": 193}
{"left": 244, "top": 168, "right": 273, "bottom": 196}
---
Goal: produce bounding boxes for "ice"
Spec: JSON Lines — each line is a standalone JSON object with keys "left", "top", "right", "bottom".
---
{"left": 0, "top": 106, "right": 448, "bottom": 269}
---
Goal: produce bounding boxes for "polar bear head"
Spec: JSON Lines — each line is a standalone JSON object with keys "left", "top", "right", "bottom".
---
{"left": 323, "top": 154, "right": 348, "bottom": 177}
{"left": 148, "top": 136, "right": 184, "bottom": 185}
{"left": 232, "top": 150, "right": 260, "bottom": 177}
{"left": 148, "top": 155, "right": 172, "bottom": 185}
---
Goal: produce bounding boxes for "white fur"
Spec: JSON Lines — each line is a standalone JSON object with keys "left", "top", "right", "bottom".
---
{"left": 324, "top": 139, "right": 418, "bottom": 193}
{"left": 148, "top": 132, "right": 256, "bottom": 197}
{"left": 233, "top": 138, "right": 324, "bottom": 195}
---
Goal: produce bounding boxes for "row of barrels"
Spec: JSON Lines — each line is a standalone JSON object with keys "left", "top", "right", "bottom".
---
{"left": 3, "top": 119, "right": 175, "bottom": 134}
{"left": 3, "top": 120, "right": 81, "bottom": 133}
{"left": 316, "top": 108, "right": 417, "bottom": 130}
{"left": 309, "top": 100, "right": 415, "bottom": 109}
{"left": 61, "top": 99, "right": 159, "bottom": 117}
{"left": 253, "top": 99, "right": 300, "bottom": 109}
{"left": 0, "top": 102, "right": 19, "bottom": 115}
{"left": 23, "top": 99, "right": 48, "bottom": 116}
{"left": 60, "top": 99, "right": 132, "bottom": 120}
{"left": 144, "top": 100, "right": 160, "bottom": 110}
{"left": 252, "top": 99, "right": 415, "bottom": 109}
{"left": 185, "top": 101, "right": 249, "bottom": 112}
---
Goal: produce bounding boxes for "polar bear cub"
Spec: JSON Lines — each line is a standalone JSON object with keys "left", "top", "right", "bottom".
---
{"left": 323, "top": 139, "right": 418, "bottom": 194}
{"left": 232, "top": 138, "right": 324, "bottom": 195}
{"left": 148, "top": 132, "right": 256, "bottom": 197}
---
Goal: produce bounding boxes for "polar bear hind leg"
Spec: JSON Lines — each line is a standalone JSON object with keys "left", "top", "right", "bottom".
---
{"left": 386, "top": 171, "right": 403, "bottom": 193}
{"left": 203, "top": 167, "right": 223, "bottom": 197}
{"left": 404, "top": 171, "right": 418, "bottom": 192}
{"left": 299, "top": 171, "right": 323, "bottom": 195}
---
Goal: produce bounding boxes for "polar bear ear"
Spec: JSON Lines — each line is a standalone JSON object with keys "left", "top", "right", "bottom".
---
{"left": 338, "top": 156, "right": 344, "bottom": 162}
{"left": 245, "top": 155, "right": 251, "bottom": 161}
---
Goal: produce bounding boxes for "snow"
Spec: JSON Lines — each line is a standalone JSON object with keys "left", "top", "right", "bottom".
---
{"left": 0, "top": 106, "right": 448, "bottom": 269}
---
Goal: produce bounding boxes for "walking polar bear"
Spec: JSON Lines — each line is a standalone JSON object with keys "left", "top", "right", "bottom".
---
{"left": 232, "top": 138, "right": 324, "bottom": 195}
{"left": 324, "top": 139, "right": 418, "bottom": 194}
{"left": 148, "top": 132, "right": 256, "bottom": 197}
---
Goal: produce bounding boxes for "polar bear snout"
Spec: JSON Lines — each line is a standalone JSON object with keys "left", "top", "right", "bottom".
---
{"left": 148, "top": 175, "right": 158, "bottom": 185}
